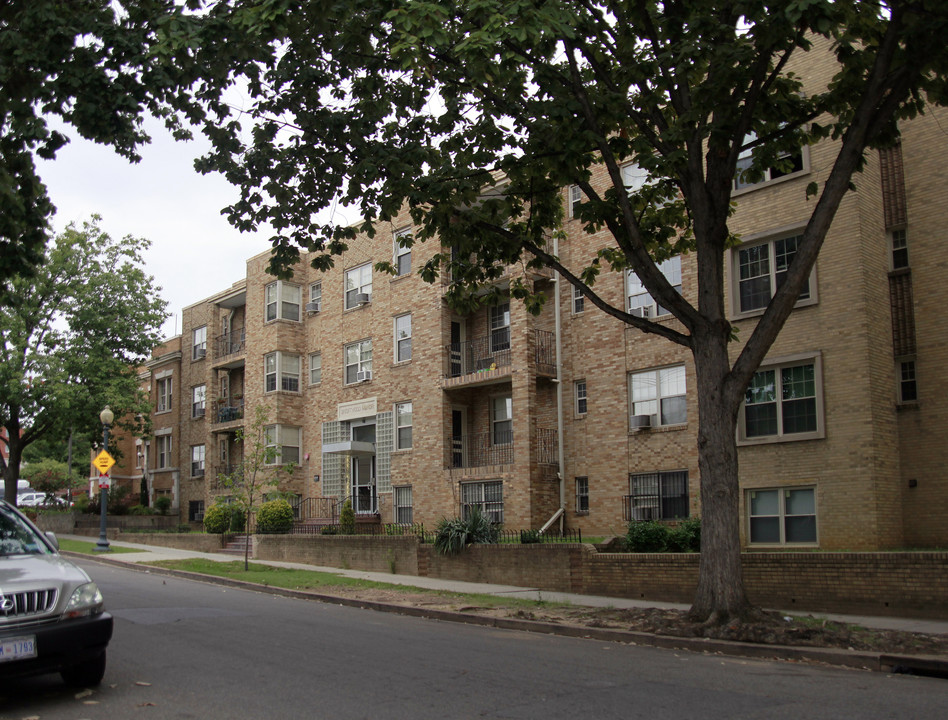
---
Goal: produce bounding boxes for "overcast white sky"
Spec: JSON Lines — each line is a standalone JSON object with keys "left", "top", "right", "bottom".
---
{"left": 36, "top": 119, "right": 357, "bottom": 340}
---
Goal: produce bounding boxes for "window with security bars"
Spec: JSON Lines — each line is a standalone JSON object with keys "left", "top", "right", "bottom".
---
{"left": 461, "top": 480, "right": 503, "bottom": 523}
{"left": 627, "top": 471, "right": 688, "bottom": 521}
{"left": 394, "top": 486, "right": 413, "bottom": 525}
{"left": 575, "top": 477, "right": 589, "bottom": 514}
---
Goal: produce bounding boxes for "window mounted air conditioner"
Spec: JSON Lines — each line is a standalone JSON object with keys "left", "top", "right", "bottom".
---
{"left": 356, "top": 369, "right": 372, "bottom": 382}
{"left": 196, "top": 348, "right": 207, "bottom": 359}
{"left": 630, "top": 414, "right": 652, "bottom": 428}
{"left": 628, "top": 304, "right": 651, "bottom": 318}
{"left": 355, "top": 292, "right": 371, "bottom": 305}
{"left": 305, "top": 301, "right": 321, "bottom": 313}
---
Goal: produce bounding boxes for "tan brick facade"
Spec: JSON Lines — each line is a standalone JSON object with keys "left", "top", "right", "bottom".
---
{"left": 141, "top": 47, "right": 947, "bottom": 551}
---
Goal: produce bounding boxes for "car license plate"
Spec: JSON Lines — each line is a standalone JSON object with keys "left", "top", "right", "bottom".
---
{"left": 0, "top": 636, "right": 37, "bottom": 663}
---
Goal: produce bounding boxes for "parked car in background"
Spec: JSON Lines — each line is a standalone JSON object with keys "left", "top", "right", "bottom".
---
{"left": 0, "top": 500, "right": 113, "bottom": 685}
{"left": 16, "top": 492, "right": 47, "bottom": 507}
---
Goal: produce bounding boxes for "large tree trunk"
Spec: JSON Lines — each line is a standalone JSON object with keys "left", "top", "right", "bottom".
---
{"left": 3, "top": 422, "right": 24, "bottom": 504}
{"left": 687, "top": 328, "right": 755, "bottom": 624}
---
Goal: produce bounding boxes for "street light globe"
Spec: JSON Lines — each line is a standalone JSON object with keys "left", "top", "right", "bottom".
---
{"left": 100, "top": 406, "right": 114, "bottom": 426}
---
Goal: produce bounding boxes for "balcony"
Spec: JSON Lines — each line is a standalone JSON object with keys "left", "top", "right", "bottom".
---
{"left": 213, "top": 329, "right": 246, "bottom": 368}
{"left": 449, "top": 430, "right": 514, "bottom": 469}
{"left": 442, "top": 329, "right": 556, "bottom": 388}
{"left": 210, "top": 399, "right": 244, "bottom": 431}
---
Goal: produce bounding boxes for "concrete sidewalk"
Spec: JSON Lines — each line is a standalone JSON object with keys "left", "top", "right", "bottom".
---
{"left": 61, "top": 535, "right": 948, "bottom": 637}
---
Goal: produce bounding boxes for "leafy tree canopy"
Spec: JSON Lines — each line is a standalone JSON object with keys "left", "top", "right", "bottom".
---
{"left": 0, "top": 217, "right": 167, "bottom": 502}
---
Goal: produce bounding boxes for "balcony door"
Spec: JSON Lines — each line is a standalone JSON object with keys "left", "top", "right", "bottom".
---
{"left": 350, "top": 422, "right": 377, "bottom": 514}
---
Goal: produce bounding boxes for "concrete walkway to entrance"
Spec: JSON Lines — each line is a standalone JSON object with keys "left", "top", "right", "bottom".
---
{"left": 61, "top": 535, "right": 948, "bottom": 637}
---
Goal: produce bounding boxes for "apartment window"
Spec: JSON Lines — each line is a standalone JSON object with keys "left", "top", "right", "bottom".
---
{"left": 742, "top": 356, "right": 822, "bottom": 441}
{"left": 156, "top": 377, "right": 172, "bottom": 413}
{"left": 461, "top": 480, "right": 503, "bottom": 523}
{"left": 575, "top": 380, "right": 587, "bottom": 416}
{"left": 490, "top": 302, "right": 511, "bottom": 353}
{"left": 629, "top": 365, "right": 686, "bottom": 427}
{"left": 345, "top": 339, "right": 373, "bottom": 384}
{"left": 188, "top": 500, "right": 205, "bottom": 522}
{"left": 309, "top": 352, "right": 322, "bottom": 385}
{"left": 568, "top": 185, "right": 582, "bottom": 218}
{"left": 264, "top": 425, "right": 301, "bottom": 465}
{"left": 626, "top": 256, "right": 682, "bottom": 318}
{"left": 394, "top": 313, "right": 412, "bottom": 362}
{"left": 734, "top": 132, "right": 805, "bottom": 191}
{"left": 264, "top": 352, "right": 300, "bottom": 393}
{"left": 898, "top": 359, "right": 918, "bottom": 403}
{"left": 265, "top": 281, "right": 301, "bottom": 322}
{"left": 345, "top": 263, "right": 373, "bottom": 309}
{"left": 192, "top": 326, "right": 207, "bottom": 360}
{"left": 135, "top": 440, "right": 143, "bottom": 469}
{"left": 156, "top": 435, "right": 172, "bottom": 469}
{"left": 190, "top": 445, "right": 205, "bottom": 477}
{"left": 621, "top": 162, "right": 649, "bottom": 194}
{"left": 748, "top": 487, "right": 816, "bottom": 545}
{"left": 310, "top": 281, "right": 322, "bottom": 307}
{"left": 890, "top": 229, "right": 909, "bottom": 270}
{"left": 394, "top": 226, "right": 412, "bottom": 276}
{"left": 735, "top": 233, "right": 814, "bottom": 315}
{"left": 575, "top": 477, "right": 589, "bottom": 514}
{"left": 572, "top": 284, "right": 584, "bottom": 314}
{"left": 191, "top": 384, "right": 206, "bottom": 418}
{"left": 395, "top": 401, "right": 413, "bottom": 450}
{"left": 629, "top": 470, "right": 689, "bottom": 521}
{"left": 394, "top": 486, "right": 413, "bottom": 525}
{"left": 492, "top": 396, "right": 513, "bottom": 445}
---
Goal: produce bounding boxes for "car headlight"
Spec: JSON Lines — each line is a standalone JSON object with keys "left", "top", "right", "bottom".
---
{"left": 62, "top": 583, "right": 104, "bottom": 619}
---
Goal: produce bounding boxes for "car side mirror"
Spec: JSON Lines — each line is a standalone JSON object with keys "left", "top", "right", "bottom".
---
{"left": 45, "top": 531, "right": 60, "bottom": 551}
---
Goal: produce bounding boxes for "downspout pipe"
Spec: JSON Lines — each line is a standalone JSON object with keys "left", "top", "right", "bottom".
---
{"left": 553, "top": 234, "right": 566, "bottom": 534}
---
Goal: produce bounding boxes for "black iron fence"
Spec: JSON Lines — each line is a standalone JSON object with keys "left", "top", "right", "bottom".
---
{"left": 286, "top": 522, "right": 582, "bottom": 545}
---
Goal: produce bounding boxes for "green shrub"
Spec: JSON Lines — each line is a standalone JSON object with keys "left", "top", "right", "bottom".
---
{"left": 626, "top": 520, "right": 669, "bottom": 552}
{"left": 203, "top": 504, "right": 232, "bottom": 534}
{"left": 320, "top": 525, "right": 338, "bottom": 535}
{"left": 229, "top": 506, "right": 246, "bottom": 532}
{"left": 154, "top": 496, "right": 172, "bottom": 516}
{"left": 128, "top": 504, "right": 155, "bottom": 516}
{"left": 520, "top": 529, "right": 541, "bottom": 544}
{"left": 256, "top": 499, "right": 294, "bottom": 533}
{"left": 667, "top": 516, "right": 701, "bottom": 552}
{"left": 176, "top": 524, "right": 192, "bottom": 533}
{"left": 339, "top": 499, "right": 355, "bottom": 534}
{"left": 434, "top": 506, "right": 499, "bottom": 556}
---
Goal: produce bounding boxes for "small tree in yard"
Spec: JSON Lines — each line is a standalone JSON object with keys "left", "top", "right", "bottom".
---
{"left": 164, "top": 1, "right": 948, "bottom": 626}
{"left": 217, "top": 405, "right": 296, "bottom": 570}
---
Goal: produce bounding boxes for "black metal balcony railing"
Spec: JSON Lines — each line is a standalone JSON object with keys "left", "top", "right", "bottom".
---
{"left": 215, "top": 328, "right": 246, "bottom": 359}
{"left": 450, "top": 430, "right": 514, "bottom": 469}
{"left": 536, "top": 427, "right": 557, "bottom": 466}
{"left": 447, "top": 334, "right": 512, "bottom": 377}
{"left": 534, "top": 330, "right": 556, "bottom": 376}
{"left": 212, "top": 399, "right": 244, "bottom": 424}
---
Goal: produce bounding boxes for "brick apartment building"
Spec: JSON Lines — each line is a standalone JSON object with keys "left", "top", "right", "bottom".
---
{"left": 133, "top": 52, "right": 947, "bottom": 551}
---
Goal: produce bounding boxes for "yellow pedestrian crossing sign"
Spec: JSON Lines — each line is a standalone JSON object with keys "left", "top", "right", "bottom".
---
{"left": 93, "top": 450, "right": 115, "bottom": 475}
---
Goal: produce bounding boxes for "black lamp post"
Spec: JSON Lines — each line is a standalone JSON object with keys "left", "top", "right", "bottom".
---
{"left": 94, "top": 406, "right": 113, "bottom": 552}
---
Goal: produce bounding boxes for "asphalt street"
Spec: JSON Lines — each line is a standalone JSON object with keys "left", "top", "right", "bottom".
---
{"left": 2, "top": 559, "right": 947, "bottom": 720}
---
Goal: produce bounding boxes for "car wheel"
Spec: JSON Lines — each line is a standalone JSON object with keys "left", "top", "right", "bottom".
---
{"left": 60, "top": 651, "right": 107, "bottom": 687}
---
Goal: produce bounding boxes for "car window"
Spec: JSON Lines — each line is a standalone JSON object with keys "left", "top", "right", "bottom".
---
{"left": 0, "top": 503, "right": 54, "bottom": 556}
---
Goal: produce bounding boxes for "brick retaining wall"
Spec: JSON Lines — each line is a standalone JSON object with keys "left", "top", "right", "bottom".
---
{"left": 255, "top": 534, "right": 420, "bottom": 575}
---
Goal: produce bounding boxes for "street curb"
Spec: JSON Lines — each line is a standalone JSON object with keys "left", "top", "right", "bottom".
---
{"left": 75, "top": 553, "right": 948, "bottom": 676}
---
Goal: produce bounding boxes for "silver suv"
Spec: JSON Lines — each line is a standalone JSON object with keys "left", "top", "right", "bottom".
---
{"left": 0, "top": 500, "right": 113, "bottom": 685}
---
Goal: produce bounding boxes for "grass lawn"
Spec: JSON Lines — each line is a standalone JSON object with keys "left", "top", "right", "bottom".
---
{"left": 58, "top": 538, "right": 142, "bottom": 555}
{"left": 145, "top": 558, "right": 557, "bottom": 610}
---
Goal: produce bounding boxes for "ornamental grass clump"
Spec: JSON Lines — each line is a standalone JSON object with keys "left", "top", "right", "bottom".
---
{"left": 434, "top": 506, "right": 498, "bottom": 556}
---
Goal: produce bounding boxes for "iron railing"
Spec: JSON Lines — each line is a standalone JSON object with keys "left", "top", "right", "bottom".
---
{"left": 534, "top": 330, "right": 556, "bottom": 375}
{"left": 536, "top": 427, "right": 557, "bottom": 466}
{"left": 212, "top": 399, "right": 244, "bottom": 424}
{"left": 450, "top": 430, "right": 514, "bottom": 468}
{"left": 286, "top": 523, "right": 583, "bottom": 545}
{"left": 446, "top": 334, "right": 512, "bottom": 377}
{"left": 215, "top": 328, "right": 246, "bottom": 359}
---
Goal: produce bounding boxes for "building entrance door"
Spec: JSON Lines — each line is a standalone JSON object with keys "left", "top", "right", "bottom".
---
{"left": 350, "top": 423, "right": 377, "bottom": 514}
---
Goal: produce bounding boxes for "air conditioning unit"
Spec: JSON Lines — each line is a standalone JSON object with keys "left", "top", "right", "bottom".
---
{"left": 356, "top": 369, "right": 372, "bottom": 382}
{"left": 196, "top": 348, "right": 207, "bottom": 359}
{"left": 630, "top": 414, "right": 652, "bottom": 428}
{"left": 628, "top": 305, "right": 651, "bottom": 318}
{"left": 305, "top": 301, "right": 321, "bottom": 314}
{"left": 355, "top": 292, "right": 371, "bottom": 305}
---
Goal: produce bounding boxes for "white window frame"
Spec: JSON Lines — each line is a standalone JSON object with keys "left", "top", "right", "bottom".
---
{"left": 489, "top": 302, "right": 511, "bottom": 353}
{"left": 395, "top": 401, "right": 413, "bottom": 450}
{"left": 897, "top": 357, "right": 918, "bottom": 404}
{"left": 394, "top": 226, "right": 412, "bottom": 277}
{"left": 394, "top": 313, "right": 412, "bottom": 363}
{"left": 568, "top": 184, "right": 582, "bottom": 218}
{"left": 890, "top": 228, "right": 909, "bottom": 270}
{"left": 265, "top": 281, "right": 302, "bottom": 322}
{"left": 575, "top": 476, "right": 589, "bottom": 515}
{"left": 739, "top": 353, "right": 824, "bottom": 444}
{"left": 156, "top": 377, "right": 172, "bottom": 413}
{"left": 731, "top": 229, "right": 818, "bottom": 318}
{"left": 629, "top": 365, "right": 687, "bottom": 428}
{"left": 572, "top": 284, "right": 584, "bottom": 314}
{"left": 575, "top": 380, "right": 587, "bottom": 416}
{"left": 264, "top": 351, "right": 301, "bottom": 393}
{"left": 394, "top": 485, "right": 413, "bottom": 525}
{"left": 620, "top": 161, "right": 650, "bottom": 194}
{"left": 626, "top": 256, "right": 681, "bottom": 318}
{"left": 156, "top": 435, "right": 172, "bottom": 469}
{"left": 344, "top": 339, "right": 373, "bottom": 384}
{"left": 733, "top": 132, "right": 807, "bottom": 192}
{"left": 344, "top": 263, "right": 373, "bottom": 309}
{"left": 491, "top": 395, "right": 513, "bottom": 446}
{"left": 190, "top": 444, "right": 205, "bottom": 477}
{"left": 191, "top": 384, "right": 206, "bottom": 418}
{"left": 309, "top": 352, "right": 322, "bottom": 385}
{"left": 264, "top": 424, "right": 301, "bottom": 466}
{"left": 192, "top": 326, "right": 207, "bottom": 360}
{"left": 747, "top": 486, "right": 817, "bottom": 546}
{"left": 310, "top": 281, "right": 322, "bottom": 305}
